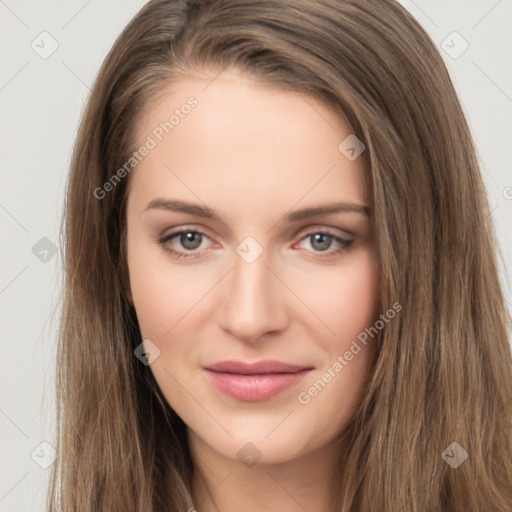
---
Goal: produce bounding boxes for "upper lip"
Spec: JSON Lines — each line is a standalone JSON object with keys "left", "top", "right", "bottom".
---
{"left": 204, "top": 360, "right": 313, "bottom": 375}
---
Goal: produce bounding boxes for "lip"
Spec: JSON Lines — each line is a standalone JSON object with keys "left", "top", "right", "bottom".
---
{"left": 204, "top": 359, "right": 312, "bottom": 374}
{"left": 203, "top": 360, "right": 314, "bottom": 401}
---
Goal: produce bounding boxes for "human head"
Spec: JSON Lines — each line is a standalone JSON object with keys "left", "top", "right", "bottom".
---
{"left": 124, "top": 66, "right": 381, "bottom": 470}
{"left": 50, "top": 1, "right": 512, "bottom": 510}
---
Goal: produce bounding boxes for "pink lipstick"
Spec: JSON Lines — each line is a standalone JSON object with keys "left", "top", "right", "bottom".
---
{"left": 203, "top": 360, "right": 313, "bottom": 401}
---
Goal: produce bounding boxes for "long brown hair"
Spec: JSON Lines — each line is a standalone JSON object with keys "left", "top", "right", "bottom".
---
{"left": 48, "top": 0, "right": 512, "bottom": 510}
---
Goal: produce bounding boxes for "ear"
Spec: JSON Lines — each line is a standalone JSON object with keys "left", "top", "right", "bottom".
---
{"left": 121, "top": 263, "right": 133, "bottom": 304}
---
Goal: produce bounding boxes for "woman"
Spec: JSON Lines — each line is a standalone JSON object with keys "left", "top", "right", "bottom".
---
{"left": 48, "top": 0, "right": 512, "bottom": 510}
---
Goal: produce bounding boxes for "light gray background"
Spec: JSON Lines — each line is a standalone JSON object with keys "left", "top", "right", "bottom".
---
{"left": 1, "top": 1, "right": 511, "bottom": 510}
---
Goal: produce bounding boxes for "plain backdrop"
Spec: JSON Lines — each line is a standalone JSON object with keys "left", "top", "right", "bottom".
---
{"left": 1, "top": 1, "right": 511, "bottom": 510}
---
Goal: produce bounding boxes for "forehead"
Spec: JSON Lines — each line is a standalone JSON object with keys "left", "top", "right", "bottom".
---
{"left": 128, "top": 71, "right": 368, "bottom": 217}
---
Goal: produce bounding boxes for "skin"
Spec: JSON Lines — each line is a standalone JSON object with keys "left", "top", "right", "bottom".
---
{"left": 123, "top": 69, "right": 381, "bottom": 512}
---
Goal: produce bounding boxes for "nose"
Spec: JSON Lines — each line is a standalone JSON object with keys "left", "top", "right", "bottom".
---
{"left": 218, "top": 246, "right": 289, "bottom": 344}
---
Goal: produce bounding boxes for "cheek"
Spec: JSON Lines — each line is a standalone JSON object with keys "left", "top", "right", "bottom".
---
{"left": 297, "top": 254, "right": 380, "bottom": 426}
{"left": 127, "top": 234, "right": 207, "bottom": 340}
{"left": 300, "top": 249, "right": 380, "bottom": 346}
{"left": 337, "top": 263, "right": 379, "bottom": 332}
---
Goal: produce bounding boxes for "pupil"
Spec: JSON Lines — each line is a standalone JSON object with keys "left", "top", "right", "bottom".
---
{"left": 182, "top": 232, "right": 201, "bottom": 250}
{"left": 312, "top": 234, "right": 331, "bottom": 251}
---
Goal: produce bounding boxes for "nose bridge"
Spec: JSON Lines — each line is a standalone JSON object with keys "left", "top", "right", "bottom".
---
{"left": 219, "top": 243, "right": 286, "bottom": 342}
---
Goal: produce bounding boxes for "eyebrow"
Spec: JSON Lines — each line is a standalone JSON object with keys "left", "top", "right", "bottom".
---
{"left": 144, "top": 198, "right": 371, "bottom": 221}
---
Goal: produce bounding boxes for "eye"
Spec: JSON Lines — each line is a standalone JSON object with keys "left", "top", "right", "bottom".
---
{"left": 156, "top": 227, "right": 354, "bottom": 261}
{"left": 294, "top": 230, "right": 354, "bottom": 258}
{"left": 156, "top": 228, "right": 212, "bottom": 260}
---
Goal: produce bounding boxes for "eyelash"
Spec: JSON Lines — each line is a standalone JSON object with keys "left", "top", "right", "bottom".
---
{"left": 156, "top": 227, "right": 354, "bottom": 261}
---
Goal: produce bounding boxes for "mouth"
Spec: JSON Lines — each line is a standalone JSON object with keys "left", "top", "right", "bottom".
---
{"left": 203, "top": 359, "right": 313, "bottom": 375}
{"left": 202, "top": 360, "right": 314, "bottom": 401}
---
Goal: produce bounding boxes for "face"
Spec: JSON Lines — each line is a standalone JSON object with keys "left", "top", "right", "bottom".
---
{"left": 123, "top": 69, "right": 380, "bottom": 465}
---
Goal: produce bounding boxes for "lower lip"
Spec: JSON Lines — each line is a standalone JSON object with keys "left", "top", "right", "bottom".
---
{"left": 203, "top": 369, "right": 312, "bottom": 401}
